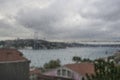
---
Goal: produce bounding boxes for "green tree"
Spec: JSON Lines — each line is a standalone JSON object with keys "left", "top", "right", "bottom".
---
{"left": 72, "top": 56, "right": 82, "bottom": 63}
{"left": 43, "top": 59, "right": 61, "bottom": 69}
{"left": 82, "top": 58, "right": 92, "bottom": 62}
{"left": 83, "top": 59, "right": 120, "bottom": 80}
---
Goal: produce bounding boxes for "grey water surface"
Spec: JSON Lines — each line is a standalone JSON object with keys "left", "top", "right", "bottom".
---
{"left": 20, "top": 47, "right": 119, "bottom": 67}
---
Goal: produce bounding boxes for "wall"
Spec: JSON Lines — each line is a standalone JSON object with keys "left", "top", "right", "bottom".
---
{"left": 43, "top": 67, "right": 84, "bottom": 80}
{"left": 0, "top": 61, "right": 30, "bottom": 80}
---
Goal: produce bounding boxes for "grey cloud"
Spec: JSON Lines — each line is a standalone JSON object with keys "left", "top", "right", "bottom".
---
{"left": 0, "top": 0, "right": 120, "bottom": 40}
{"left": 0, "top": 19, "right": 20, "bottom": 38}
{"left": 15, "top": 1, "right": 67, "bottom": 35}
{"left": 16, "top": 0, "right": 120, "bottom": 40}
{"left": 80, "top": 0, "right": 120, "bottom": 21}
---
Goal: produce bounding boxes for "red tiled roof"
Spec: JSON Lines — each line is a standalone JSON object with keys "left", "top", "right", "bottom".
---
{"left": 0, "top": 48, "right": 28, "bottom": 62}
{"left": 64, "top": 62, "right": 95, "bottom": 75}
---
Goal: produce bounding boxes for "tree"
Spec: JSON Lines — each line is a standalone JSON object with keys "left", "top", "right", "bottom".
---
{"left": 72, "top": 56, "right": 82, "bottom": 63}
{"left": 72, "top": 56, "right": 92, "bottom": 63}
{"left": 82, "top": 58, "right": 92, "bottom": 62}
{"left": 43, "top": 59, "right": 61, "bottom": 69}
{"left": 83, "top": 59, "right": 120, "bottom": 80}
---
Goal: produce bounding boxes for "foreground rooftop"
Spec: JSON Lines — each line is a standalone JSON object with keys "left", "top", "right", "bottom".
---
{"left": 0, "top": 48, "right": 28, "bottom": 62}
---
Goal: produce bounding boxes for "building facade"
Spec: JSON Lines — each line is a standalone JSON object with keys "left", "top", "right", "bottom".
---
{"left": 44, "top": 63, "right": 95, "bottom": 80}
{"left": 0, "top": 48, "right": 30, "bottom": 80}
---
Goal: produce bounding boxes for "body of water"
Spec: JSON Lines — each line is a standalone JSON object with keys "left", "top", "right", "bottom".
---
{"left": 20, "top": 47, "right": 120, "bottom": 67}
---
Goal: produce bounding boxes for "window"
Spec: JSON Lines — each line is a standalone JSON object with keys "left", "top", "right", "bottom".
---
{"left": 62, "top": 69, "right": 66, "bottom": 76}
{"left": 57, "top": 69, "right": 61, "bottom": 76}
{"left": 67, "top": 71, "right": 71, "bottom": 77}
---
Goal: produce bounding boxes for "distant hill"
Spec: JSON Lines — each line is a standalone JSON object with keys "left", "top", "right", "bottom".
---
{"left": 0, "top": 39, "right": 120, "bottom": 50}
{"left": 0, "top": 39, "right": 67, "bottom": 49}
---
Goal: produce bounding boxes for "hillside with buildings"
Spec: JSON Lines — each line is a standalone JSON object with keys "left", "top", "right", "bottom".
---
{"left": 0, "top": 39, "right": 67, "bottom": 49}
{"left": 0, "top": 39, "right": 120, "bottom": 50}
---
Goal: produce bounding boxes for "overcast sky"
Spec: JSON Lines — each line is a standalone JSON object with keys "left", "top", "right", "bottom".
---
{"left": 0, "top": 0, "right": 120, "bottom": 41}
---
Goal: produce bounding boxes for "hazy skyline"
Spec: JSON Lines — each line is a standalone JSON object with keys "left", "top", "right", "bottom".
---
{"left": 0, "top": 0, "right": 120, "bottom": 41}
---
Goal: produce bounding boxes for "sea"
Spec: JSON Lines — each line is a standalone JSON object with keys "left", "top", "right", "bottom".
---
{"left": 19, "top": 47, "right": 120, "bottom": 67}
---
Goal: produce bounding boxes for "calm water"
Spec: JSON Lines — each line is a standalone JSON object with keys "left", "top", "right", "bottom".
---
{"left": 20, "top": 47, "right": 120, "bottom": 67}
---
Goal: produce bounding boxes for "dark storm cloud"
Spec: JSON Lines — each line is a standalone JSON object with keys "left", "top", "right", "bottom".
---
{"left": 0, "top": 0, "right": 120, "bottom": 40}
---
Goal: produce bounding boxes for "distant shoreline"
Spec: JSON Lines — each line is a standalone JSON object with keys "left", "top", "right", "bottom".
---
{"left": 0, "top": 39, "right": 120, "bottom": 50}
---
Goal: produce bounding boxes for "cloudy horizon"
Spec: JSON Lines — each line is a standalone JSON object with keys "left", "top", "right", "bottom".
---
{"left": 0, "top": 0, "right": 120, "bottom": 41}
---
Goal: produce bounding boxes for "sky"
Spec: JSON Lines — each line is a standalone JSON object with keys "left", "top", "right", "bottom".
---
{"left": 0, "top": 0, "right": 120, "bottom": 41}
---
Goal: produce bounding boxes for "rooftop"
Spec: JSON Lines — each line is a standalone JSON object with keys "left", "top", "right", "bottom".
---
{"left": 0, "top": 48, "right": 28, "bottom": 62}
{"left": 64, "top": 62, "right": 95, "bottom": 75}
